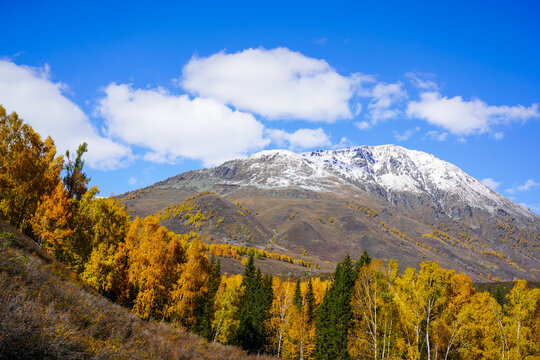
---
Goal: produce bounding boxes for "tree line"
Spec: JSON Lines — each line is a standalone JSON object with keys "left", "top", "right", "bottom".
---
{"left": 1, "top": 106, "right": 538, "bottom": 359}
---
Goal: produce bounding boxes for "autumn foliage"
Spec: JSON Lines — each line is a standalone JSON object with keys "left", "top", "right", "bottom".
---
{"left": 0, "top": 107, "right": 62, "bottom": 233}
{"left": 1, "top": 105, "right": 539, "bottom": 359}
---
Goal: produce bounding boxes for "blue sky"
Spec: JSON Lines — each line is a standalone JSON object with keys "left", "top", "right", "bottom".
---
{"left": 1, "top": 0, "right": 539, "bottom": 213}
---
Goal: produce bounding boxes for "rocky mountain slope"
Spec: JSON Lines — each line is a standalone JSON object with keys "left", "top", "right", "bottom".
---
{"left": 120, "top": 145, "right": 540, "bottom": 281}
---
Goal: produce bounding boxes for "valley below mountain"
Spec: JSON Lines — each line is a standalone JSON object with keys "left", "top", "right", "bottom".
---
{"left": 120, "top": 145, "right": 540, "bottom": 281}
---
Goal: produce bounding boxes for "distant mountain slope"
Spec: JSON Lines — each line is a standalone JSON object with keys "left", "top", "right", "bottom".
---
{"left": 120, "top": 145, "right": 540, "bottom": 281}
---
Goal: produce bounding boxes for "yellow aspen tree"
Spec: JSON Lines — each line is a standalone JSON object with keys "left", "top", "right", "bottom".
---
{"left": 349, "top": 259, "right": 398, "bottom": 360}
{"left": 393, "top": 266, "right": 423, "bottom": 360}
{"left": 310, "top": 277, "right": 329, "bottom": 305}
{"left": 392, "top": 262, "right": 451, "bottom": 360}
{"left": 73, "top": 190, "right": 130, "bottom": 273}
{"left": 167, "top": 239, "right": 210, "bottom": 330}
{"left": 127, "top": 216, "right": 185, "bottom": 320}
{"left": 82, "top": 242, "right": 119, "bottom": 295}
{"left": 0, "top": 106, "right": 63, "bottom": 233}
{"left": 30, "top": 182, "right": 75, "bottom": 263}
{"left": 110, "top": 240, "right": 135, "bottom": 306}
{"left": 431, "top": 272, "right": 474, "bottom": 360}
{"left": 212, "top": 274, "right": 244, "bottom": 344}
{"left": 418, "top": 262, "right": 452, "bottom": 360}
{"left": 268, "top": 278, "right": 294, "bottom": 357}
{"left": 457, "top": 291, "right": 505, "bottom": 360}
{"left": 504, "top": 280, "right": 540, "bottom": 359}
{"left": 284, "top": 281, "right": 316, "bottom": 360}
{"left": 80, "top": 196, "right": 133, "bottom": 300}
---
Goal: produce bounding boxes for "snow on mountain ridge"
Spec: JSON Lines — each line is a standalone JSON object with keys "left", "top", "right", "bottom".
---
{"left": 228, "top": 145, "right": 532, "bottom": 219}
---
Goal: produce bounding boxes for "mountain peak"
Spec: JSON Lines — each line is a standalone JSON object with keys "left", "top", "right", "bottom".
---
{"left": 219, "top": 145, "right": 533, "bottom": 220}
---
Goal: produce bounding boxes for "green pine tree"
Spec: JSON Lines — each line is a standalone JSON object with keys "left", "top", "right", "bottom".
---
{"left": 194, "top": 255, "right": 221, "bottom": 339}
{"left": 294, "top": 278, "right": 302, "bottom": 310}
{"left": 63, "top": 142, "right": 90, "bottom": 201}
{"left": 314, "top": 255, "right": 357, "bottom": 360}
{"left": 237, "top": 254, "right": 273, "bottom": 353}
{"left": 355, "top": 249, "right": 372, "bottom": 272}
{"left": 493, "top": 284, "right": 505, "bottom": 306}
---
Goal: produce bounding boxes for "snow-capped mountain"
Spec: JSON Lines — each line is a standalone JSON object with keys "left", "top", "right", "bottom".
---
{"left": 167, "top": 145, "right": 532, "bottom": 221}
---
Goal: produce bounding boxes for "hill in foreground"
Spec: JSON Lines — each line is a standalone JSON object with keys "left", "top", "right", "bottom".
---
{"left": 0, "top": 220, "right": 271, "bottom": 360}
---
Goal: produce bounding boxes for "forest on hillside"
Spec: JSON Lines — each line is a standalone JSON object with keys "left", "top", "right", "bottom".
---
{"left": 1, "top": 105, "right": 539, "bottom": 359}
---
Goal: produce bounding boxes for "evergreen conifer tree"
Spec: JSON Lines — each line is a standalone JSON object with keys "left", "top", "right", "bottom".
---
{"left": 294, "top": 278, "right": 302, "bottom": 310}
{"left": 63, "top": 142, "right": 90, "bottom": 201}
{"left": 493, "top": 284, "right": 505, "bottom": 306}
{"left": 194, "top": 255, "right": 222, "bottom": 339}
{"left": 237, "top": 254, "right": 273, "bottom": 353}
{"left": 355, "top": 249, "right": 372, "bottom": 272}
{"left": 314, "top": 255, "right": 357, "bottom": 360}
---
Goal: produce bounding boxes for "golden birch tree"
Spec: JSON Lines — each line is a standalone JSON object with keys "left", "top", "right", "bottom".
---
{"left": 0, "top": 106, "right": 63, "bottom": 233}
{"left": 268, "top": 277, "right": 294, "bottom": 357}
{"left": 126, "top": 216, "right": 185, "bottom": 320}
{"left": 167, "top": 239, "right": 211, "bottom": 329}
{"left": 212, "top": 274, "right": 244, "bottom": 344}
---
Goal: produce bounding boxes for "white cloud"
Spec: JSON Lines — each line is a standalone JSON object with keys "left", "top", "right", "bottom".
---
{"left": 424, "top": 130, "right": 449, "bottom": 141}
{"left": 98, "top": 83, "right": 269, "bottom": 166}
{"left": 505, "top": 179, "right": 539, "bottom": 194}
{"left": 493, "top": 131, "right": 504, "bottom": 140}
{"left": 355, "top": 121, "right": 371, "bottom": 130}
{"left": 517, "top": 179, "right": 538, "bottom": 191}
{"left": 332, "top": 137, "right": 352, "bottom": 149}
{"left": 266, "top": 127, "right": 331, "bottom": 150}
{"left": 0, "top": 60, "right": 132, "bottom": 170}
{"left": 407, "top": 91, "right": 540, "bottom": 135}
{"left": 481, "top": 177, "right": 501, "bottom": 190}
{"left": 405, "top": 72, "right": 439, "bottom": 91}
{"left": 393, "top": 126, "right": 420, "bottom": 142}
{"left": 181, "top": 47, "right": 356, "bottom": 122}
{"left": 367, "top": 82, "right": 407, "bottom": 123}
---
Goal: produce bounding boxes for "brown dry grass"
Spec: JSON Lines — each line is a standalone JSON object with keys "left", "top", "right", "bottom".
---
{"left": 0, "top": 223, "right": 273, "bottom": 360}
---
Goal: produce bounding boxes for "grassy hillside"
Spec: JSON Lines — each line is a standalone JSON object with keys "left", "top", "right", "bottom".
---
{"left": 0, "top": 221, "right": 272, "bottom": 360}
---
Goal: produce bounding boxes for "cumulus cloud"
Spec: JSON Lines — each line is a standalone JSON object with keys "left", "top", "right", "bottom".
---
{"left": 266, "top": 127, "right": 331, "bottom": 150}
{"left": 98, "top": 83, "right": 269, "bottom": 166}
{"left": 0, "top": 60, "right": 132, "bottom": 170}
{"left": 181, "top": 47, "right": 355, "bottom": 122}
{"left": 493, "top": 131, "right": 504, "bottom": 140}
{"left": 393, "top": 126, "right": 420, "bottom": 142}
{"left": 481, "top": 177, "right": 501, "bottom": 190}
{"left": 367, "top": 82, "right": 407, "bottom": 123}
{"left": 407, "top": 91, "right": 540, "bottom": 135}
